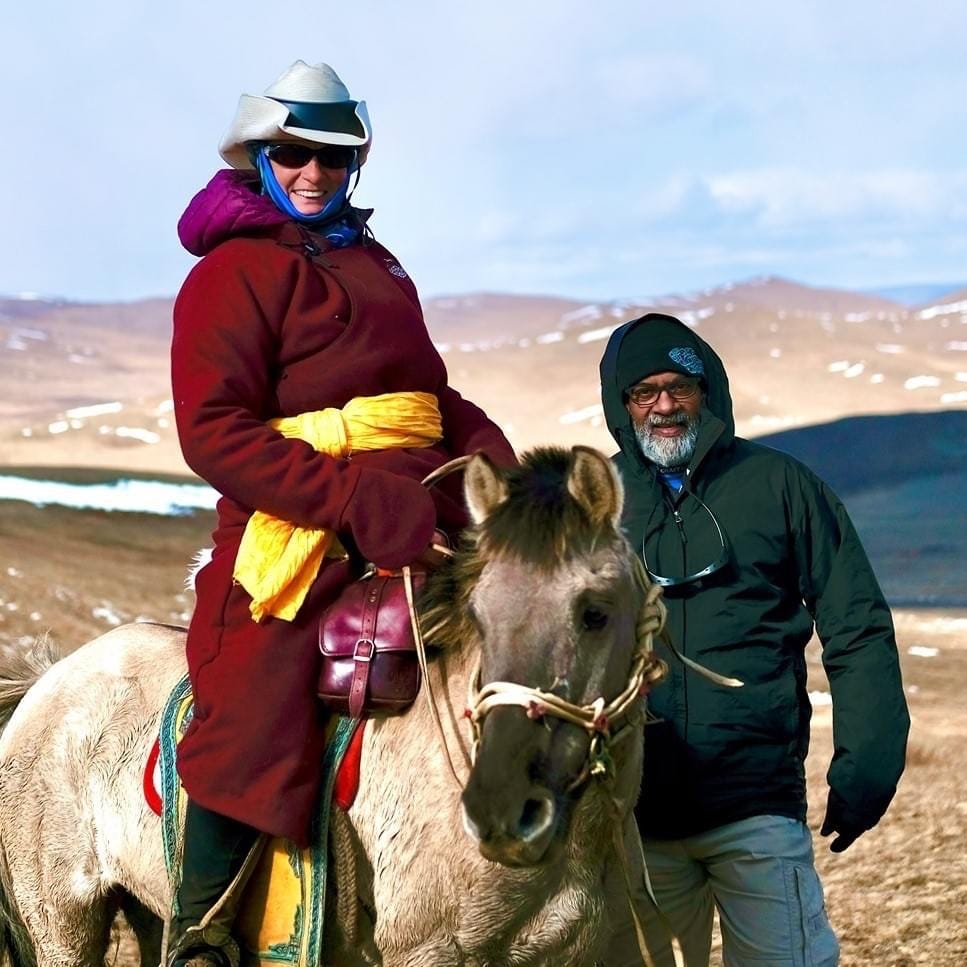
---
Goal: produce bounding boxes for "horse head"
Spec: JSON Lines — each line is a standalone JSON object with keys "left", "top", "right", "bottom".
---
{"left": 424, "top": 445, "right": 663, "bottom": 867}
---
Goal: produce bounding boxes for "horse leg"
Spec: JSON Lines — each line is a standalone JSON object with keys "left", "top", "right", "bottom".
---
{"left": 0, "top": 819, "right": 114, "bottom": 967}
{"left": 118, "top": 891, "right": 164, "bottom": 965}
{"left": 17, "top": 896, "right": 113, "bottom": 967}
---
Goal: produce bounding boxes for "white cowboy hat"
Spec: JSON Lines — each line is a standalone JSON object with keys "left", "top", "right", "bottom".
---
{"left": 219, "top": 60, "right": 372, "bottom": 170}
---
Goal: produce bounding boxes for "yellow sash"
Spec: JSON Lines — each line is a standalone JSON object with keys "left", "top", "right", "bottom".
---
{"left": 233, "top": 392, "right": 443, "bottom": 622}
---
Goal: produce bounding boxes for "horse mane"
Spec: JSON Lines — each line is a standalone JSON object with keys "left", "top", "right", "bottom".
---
{"left": 419, "top": 446, "right": 617, "bottom": 649}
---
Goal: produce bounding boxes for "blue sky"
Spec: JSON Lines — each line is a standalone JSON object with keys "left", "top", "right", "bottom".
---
{"left": 3, "top": 1, "right": 966, "bottom": 303}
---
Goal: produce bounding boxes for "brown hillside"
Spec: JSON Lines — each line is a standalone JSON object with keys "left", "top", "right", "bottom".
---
{"left": 2, "top": 278, "right": 964, "bottom": 474}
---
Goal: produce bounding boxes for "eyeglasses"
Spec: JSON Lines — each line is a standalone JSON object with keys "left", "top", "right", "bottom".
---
{"left": 643, "top": 493, "right": 730, "bottom": 588}
{"left": 264, "top": 143, "right": 357, "bottom": 170}
{"left": 626, "top": 379, "right": 701, "bottom": 408}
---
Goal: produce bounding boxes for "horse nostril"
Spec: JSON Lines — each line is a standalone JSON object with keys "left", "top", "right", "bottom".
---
{"left": 517, "top": 793, "right": 556, "bottom": 843}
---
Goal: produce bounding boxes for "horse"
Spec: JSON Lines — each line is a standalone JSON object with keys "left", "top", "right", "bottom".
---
{"left": 0, "top": 446, "right": 666, "bottom": 966}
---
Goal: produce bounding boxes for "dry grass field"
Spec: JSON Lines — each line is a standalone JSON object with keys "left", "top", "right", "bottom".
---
{"left": 0, "top": 500, "right": 964, "bottom": 965}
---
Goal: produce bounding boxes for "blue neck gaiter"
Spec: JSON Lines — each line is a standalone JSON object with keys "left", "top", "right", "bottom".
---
{"left": 256, "top": 147, "right": 362, "bottom": 248}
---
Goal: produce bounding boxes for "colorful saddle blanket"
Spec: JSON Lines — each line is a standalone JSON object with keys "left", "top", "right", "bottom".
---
{"left": 153, "top": 674, "right": 358, "bottom": 967}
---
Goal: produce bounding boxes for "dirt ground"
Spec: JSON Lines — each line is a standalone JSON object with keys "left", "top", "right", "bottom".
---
{"left": 0, "top": 503, "right": 964, "bottom": 965}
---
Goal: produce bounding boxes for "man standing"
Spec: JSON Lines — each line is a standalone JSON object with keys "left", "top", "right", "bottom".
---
{"left": 599, "top": 314, "right": 909, "bottom": 966}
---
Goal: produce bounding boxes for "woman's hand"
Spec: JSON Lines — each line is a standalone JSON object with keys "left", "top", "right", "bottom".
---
{"left": 339, "top": 468, "right": 437, "bottom": 570}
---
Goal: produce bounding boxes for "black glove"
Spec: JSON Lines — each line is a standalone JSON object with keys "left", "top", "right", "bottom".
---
{"left": 339, "top": 467, "right": 437, "bottom": 570}
{"left": 820, "top": 789, "right": 867, "bottom": 853}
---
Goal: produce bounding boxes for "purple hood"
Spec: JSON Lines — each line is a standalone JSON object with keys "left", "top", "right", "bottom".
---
{"left": 178, "top": 170, "right": 290, "bottom": 257}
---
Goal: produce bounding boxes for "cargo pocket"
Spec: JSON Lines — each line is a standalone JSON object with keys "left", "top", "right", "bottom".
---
{"left": 787, "top": 863, "right": 839, "bottom": 967}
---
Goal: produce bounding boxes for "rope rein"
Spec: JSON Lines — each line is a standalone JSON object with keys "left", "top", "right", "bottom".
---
{"left": 464, "top": 579, "right": 668, "bottom": 785}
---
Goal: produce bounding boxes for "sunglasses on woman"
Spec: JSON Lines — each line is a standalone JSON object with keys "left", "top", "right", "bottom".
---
{"left": 264, "top": 143, "right": 357, "bottom": 170}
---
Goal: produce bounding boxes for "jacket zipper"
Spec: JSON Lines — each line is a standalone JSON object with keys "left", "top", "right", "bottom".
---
{"left": 667, "top": 496, "right": 690, "bottom": 755}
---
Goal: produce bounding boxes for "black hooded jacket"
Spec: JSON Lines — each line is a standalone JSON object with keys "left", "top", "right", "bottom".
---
{"left": 600, "top": 314, "right": 910, "bottom": 839}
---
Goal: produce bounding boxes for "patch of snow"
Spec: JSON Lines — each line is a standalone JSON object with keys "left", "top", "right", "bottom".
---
{"left": 827, "top": 360, "right": 851, "bottom": 373}
{"left": 843, "top": 363, "right": 865, "bottom": 378}
{"left": 908, "top": 645, "right": 939, "bottom": 658}
{"left": 845, "top": 312, "right": 871, "bottom": 322}
{"left": 559, "top": 404, "right": 604, "bottom": 425}
{"left": 559, "top": 305, "right": 603, "bottom": 327}
{"left": 0, "top": 477, "right": 218, "bottom": 515}
{"left": 6, "top": 337, "right": 28, "bottom": 351}
{"left": 92, "top": 603, "right": 122, "bottom": 626}
{"left": 155, "top": 399, "right": 175, "bottom": 414}
{"left": 157, "top": 417, "right": 171, "bottom": 429}
{"left": 875, "top": 343, "right": 905, "bottom": 354}
{"left": 917, "top": 299, "right": 967, "bottom": 320}
{"left": 20, "top": 428, "right": 32, "bottom": 437}
{"left": 65, "top": 401, "right": 122, "bottom": 420}
{"left": 6, "top": 567, "right": 22, "bottom": 578}
{"left": 69, "top": 419, "right": 83, "bottom": 429}
{"left": 903, "top": 376, "right": 941, "bottom": 390}
{"left": 946, "top": 341, "right": 967, "bottom": 351}
{"left": 956, "top": 373, "right": 967, "bottom": 382}
{"left": 12, "top": 327, "right": 46, "bottom": 341}
{"left": 115, "top": 427, "right": 161, "bottom": 444}
{"left": 870, "top": 373, "right": 885, "bottom": 384}
{"left": 940, "top": 390, "right": 967, "bottom": 404}
{"left": 68, "top": 354, "right": 91, "bottom": 364}
{"left": 536, "top": 331, "right": 564, "bottom": 345}
{"left": 679, "top": 307, "right": 715, "bottom": 328}
{"left": 769, "top": 348, "right": 782, "bottom": 358}
{"left": 47, "top": 420, "right": 69, "bottom": 434}
{"left": 749, "top": 415, "right": 797, "bottom": 427}
{"left": 432, "top": 342, "right": 451, "bottom": 353}
{"left": 577, "top": 323, "right": 622, "bottom": 344}
{"left": 517, "top": 338, "right": 531, "bottom": 348}
{"left": 29, "top": 612, "right": 41, "bottom": 622}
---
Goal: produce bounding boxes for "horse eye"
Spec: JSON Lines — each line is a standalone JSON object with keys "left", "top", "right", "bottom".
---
{"left": 581, "top": 607, "right": 609, "bottom": 632}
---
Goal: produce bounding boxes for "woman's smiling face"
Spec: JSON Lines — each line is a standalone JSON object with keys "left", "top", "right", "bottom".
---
{"left": 268, "top": 146, "right": 348, "bottom": 215}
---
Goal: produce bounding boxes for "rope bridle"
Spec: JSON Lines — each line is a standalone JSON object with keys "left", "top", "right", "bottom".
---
{"left": 464, "top": 576, "right": 668, "bottom": 791}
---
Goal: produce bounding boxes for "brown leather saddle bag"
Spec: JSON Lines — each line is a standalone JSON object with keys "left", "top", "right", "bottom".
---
{"left": 316, "top": 457, "right": 469, "bottom": 719}
{"left": 317, "top": 566, "right": 427, "bottom": 718}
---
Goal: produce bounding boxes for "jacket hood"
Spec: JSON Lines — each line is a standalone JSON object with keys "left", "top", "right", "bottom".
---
{"left": 178, "top": 169, "right": 290, "bottom": 256}
{"left": 599, "top": 312, "right": 735, "bottom": 467}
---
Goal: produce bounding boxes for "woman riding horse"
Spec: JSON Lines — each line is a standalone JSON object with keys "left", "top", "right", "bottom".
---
{"left": 169, "top": 59, "right": 515, "bottom": 966}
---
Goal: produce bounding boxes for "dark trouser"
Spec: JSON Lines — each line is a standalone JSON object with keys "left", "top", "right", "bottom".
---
{"left": 171, "top": 798, "right": 261, "bottom": 942}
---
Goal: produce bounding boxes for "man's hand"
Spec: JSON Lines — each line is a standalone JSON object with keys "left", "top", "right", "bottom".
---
{"left": 820, "top": 789, "right": 866, "bottom": 853}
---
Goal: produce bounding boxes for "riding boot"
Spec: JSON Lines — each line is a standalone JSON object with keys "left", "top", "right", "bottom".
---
{"left": 166, "top": 798, "right": 265, "bottom": 967}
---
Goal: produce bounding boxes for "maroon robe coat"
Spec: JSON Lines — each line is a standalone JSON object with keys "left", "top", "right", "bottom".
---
{"left": 172, "top": 181, "right": 514, "bottom": 844}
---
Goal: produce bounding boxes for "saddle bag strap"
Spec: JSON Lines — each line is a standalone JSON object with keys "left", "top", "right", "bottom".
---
{"left": 348, "top": 578, "right": 385, "bottom": 718}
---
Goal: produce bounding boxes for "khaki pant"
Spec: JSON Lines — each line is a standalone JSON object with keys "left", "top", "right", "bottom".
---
{"left": 602, "top": 815, "right": 839, "bottom": 967}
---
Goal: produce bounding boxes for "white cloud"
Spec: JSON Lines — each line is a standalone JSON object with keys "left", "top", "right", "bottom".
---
{"left": 705, "top": 169, "right": 967, "bottom": 226}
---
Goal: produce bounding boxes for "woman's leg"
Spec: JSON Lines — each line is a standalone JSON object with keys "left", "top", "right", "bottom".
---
{"left": 167, "top": 798, "right": 262, "bottom": 967}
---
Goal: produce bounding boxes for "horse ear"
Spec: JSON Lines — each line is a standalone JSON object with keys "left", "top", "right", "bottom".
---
{"left": 567, "top": 446, "right": 624, "bottom": 529}
{"left": 464, "top": 452, "right": 509, "bottom": 525}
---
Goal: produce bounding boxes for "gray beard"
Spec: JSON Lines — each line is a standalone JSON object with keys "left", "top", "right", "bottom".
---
{"left": 633, "top": 413, "right": 700, "bottom": 468}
